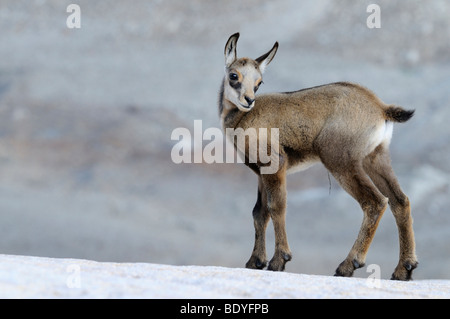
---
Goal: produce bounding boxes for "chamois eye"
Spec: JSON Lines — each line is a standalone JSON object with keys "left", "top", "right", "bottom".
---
{"left": 229, "top": 73, "right": 238, "bottom": 81}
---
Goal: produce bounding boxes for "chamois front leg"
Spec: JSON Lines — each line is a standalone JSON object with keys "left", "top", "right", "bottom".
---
{"left": 261, "top": 158, "right": 292, "bottom": 271}
{"left": 246, "top": 177, "right": 270, "bottom": 269}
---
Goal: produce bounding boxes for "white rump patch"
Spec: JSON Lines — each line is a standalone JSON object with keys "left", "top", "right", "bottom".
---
{"left": 367, "top": 121, "right": 394, "bottom": 154}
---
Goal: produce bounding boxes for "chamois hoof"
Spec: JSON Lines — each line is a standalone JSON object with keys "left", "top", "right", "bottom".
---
{"left": 267, "top": 252, "right": 292, "bottom": 271}
{"left": 334, "top": 258, "right": 365, "bottom": 277}
{"left": 245, "top": 256, "right": 267, "bottom": 270}
{"left": 391, "top": 261, "right": 418, "bottom": 281}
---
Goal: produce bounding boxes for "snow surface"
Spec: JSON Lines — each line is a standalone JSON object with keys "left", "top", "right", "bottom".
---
{"left": 0, "top": 254, "right": 448, "bottom": 299}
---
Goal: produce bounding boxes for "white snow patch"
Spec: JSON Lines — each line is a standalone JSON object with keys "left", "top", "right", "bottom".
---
{"left": 0, "top": 254, "right": 449, "bottom": 299}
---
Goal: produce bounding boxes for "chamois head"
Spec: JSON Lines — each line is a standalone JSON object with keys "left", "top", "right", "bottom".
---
{"left": 223, "top": 33, "right": 278, "bottom": 112}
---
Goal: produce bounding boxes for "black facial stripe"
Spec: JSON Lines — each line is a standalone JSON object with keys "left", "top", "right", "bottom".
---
{"left": 229, "top": 81, "right": 241, "bottom": 90}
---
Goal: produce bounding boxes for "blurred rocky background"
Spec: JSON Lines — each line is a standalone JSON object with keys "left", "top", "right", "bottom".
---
{"left": 0, "top": 0, "right": 449, "bottom": 279}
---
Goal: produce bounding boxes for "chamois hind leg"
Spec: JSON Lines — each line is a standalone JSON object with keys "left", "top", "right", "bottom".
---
{"left": 246, "top": 176, "right": 270, "bottom": 269}
{"left": 261, "top": 158, "right": 292, "bottom": 271}
{"left": 363, "top": 145, "right": 418, "bottom": 281}
{"left": 328, "top": 161, "right": 388, "bottom": 277}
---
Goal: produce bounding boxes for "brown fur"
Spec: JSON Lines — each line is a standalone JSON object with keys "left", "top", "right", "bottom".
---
{"left": 219, "top": 33, "right": 418, "bottom": 280}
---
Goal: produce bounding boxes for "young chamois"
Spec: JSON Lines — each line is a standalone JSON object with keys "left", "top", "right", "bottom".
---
{"left": 219, "top": 33, "right": 418, "bottom": 281}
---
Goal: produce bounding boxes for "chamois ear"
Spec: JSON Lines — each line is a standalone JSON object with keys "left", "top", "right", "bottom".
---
{"left": 255, "top": 42, "right": 278, "bottom": 73}
{"left": 224, "top": 32, "right": 240, "bottom": 67}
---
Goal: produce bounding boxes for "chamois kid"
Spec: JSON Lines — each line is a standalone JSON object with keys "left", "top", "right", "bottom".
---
{"left": 218, "top": 33, "right": 418, "bottom": 280}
